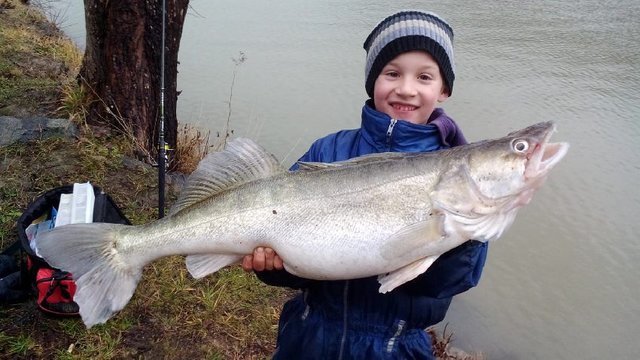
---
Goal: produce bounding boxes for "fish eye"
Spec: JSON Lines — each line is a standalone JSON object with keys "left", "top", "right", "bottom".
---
{"left": 512, "top": 139, "right": 529, "bottom": 153}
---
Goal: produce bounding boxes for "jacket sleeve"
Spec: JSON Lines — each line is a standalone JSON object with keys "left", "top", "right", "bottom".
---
{"left": 400, "top": 240, "right": 488, "bottom": 298}
{"left": 254, "top": 269, "right": 315, "bottom": 289}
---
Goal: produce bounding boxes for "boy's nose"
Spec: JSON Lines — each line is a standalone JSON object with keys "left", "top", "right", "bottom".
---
{"left": 395, "top": 79, "right": 417, "bottom": 97}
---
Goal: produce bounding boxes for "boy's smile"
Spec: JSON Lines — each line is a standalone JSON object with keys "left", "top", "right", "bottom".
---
{"left": 373, "top": 51, "right": 449, "bottom": 125}
{"left": 391, "top": 103, "right": 418, "bottom": 111}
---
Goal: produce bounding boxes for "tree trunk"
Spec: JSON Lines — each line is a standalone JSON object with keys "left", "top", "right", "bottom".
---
{"left": 80, "top": 0, "right": 188, "bottom": 161}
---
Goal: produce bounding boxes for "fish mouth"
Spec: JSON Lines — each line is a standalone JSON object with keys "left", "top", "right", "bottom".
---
{"left": 524, "top": 124, "right": 570, "bottom": 181}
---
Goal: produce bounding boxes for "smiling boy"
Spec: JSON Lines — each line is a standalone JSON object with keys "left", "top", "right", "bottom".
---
{"left": 373, "top": 51, "right": 450, "bottom": 125}
{"left": 243, "top": 10, "right": 488, "bottom": 359}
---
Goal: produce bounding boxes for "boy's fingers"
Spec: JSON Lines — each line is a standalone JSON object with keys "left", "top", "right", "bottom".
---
{"left": 242, "top": 247, "right": 281, "bottom": 272}
{"left": 241, "top": 255, "right": 254, "bottom": 272}
{"left": 273, "top": 254, "right": 284, "bottom": 270}
{"left": 253, "top": 247, "right": 266, "bottom": 271}
{"left": 264, "top": 247, "right": 275, "bottom": 270}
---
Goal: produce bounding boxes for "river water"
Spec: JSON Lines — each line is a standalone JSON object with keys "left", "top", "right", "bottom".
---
{"left": 49, "top": 1, "right": 640, "bottom": 358}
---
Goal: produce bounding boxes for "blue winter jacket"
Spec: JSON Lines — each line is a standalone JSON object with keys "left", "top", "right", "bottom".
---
{"left": 257, "top": 101, "right": 488, "bottom": 359}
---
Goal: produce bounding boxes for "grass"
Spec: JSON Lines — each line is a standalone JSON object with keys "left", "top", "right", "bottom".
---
{"left": 0, "top": 0, "right": 82, "bottom": 117}
{"left": 0, "top": 333, "right": 38, "bottom": 357}
{"left": 0, "top": 1, "right": 480, "bottom": 358}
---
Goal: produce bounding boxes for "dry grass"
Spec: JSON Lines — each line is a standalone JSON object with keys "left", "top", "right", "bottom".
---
{"left": 428, "top": 325, "right": 485, "bottom": 360}
{"left": 171, "top": 123, "right": 214, "bottom": 174}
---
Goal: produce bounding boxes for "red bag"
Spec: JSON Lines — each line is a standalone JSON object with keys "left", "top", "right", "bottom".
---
{"left": 30, "top": 258, "right": 79, "bottom": 315}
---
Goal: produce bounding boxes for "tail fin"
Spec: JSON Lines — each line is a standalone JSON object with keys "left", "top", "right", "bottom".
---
{"left": 34, "top": 223, "right": 142, "bottom": 328}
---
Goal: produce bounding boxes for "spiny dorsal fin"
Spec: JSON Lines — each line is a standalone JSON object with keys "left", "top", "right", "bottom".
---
{"left": 296, "top": 152, "right": 413, "bottom": 172}
{"left": 296, "top": 161, "right": 339, "bottom": 171}
{"left": 169, "top": 138, "right": 285, "bottom": 215}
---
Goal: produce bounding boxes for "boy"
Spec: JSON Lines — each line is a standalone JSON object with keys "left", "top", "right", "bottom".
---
{"left": 243, "top": 10, "right": 488, "bottom": 359}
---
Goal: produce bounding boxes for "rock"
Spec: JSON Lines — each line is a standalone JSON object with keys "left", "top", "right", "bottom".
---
{"left": 0, "top": 116, "right": 78, "bottom": 146}
{"left": 122, "top": 157, "right": 152, "bottom": 172}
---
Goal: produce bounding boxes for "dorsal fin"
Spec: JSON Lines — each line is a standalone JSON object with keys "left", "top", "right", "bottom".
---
{"left": 296, "top": 152, "right": 413, "bottom": 172}
{"left": 296, "top": 161, "right": 339, "bottom": 171}
{"left": 169, "top": 138, "right": 285, "bottom": 215}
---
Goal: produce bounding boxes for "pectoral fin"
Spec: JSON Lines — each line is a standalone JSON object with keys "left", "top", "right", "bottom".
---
{"left": 377, "top": 255, "right": 440, "bottom": 293}
{"left": 186, "top": 254, "right": 243, "bottom": 278}
{"left": 380, "top": 213, "right": 446, "bottom": 261}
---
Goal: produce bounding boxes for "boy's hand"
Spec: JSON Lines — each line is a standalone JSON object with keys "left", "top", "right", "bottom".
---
{"left": 242, "top": 247, "right": 284, "bottom": 272}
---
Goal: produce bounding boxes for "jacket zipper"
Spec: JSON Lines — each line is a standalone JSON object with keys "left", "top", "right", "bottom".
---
{"left": 386, "top": 118, "right": 397, "bottom": 151}
{"left": 301, "top": 289, "right": 310, "bottom": 320}
{"left": 386, "top": 319, "right": 406, "bottom": 353}
{"left": 337, "top": 280, "right": 350, "bottom": 360}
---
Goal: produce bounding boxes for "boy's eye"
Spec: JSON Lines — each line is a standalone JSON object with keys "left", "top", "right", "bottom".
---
{"left": 384, "top": 70, "right": 399, "bottom": 78}
{"left": 418, "top": 74, "right": 432, "bottom": 81}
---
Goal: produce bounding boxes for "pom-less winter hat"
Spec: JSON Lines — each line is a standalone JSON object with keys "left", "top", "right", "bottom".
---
{"left": 363, "top": 10, "right": 455, "bottom": 97}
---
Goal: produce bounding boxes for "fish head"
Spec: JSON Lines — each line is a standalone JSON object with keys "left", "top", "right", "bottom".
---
{"left": 467, "top": 121, "right": 569, "bottom": 201}
{"left": 432, "top": 121, "right": 569, "bottom": 241}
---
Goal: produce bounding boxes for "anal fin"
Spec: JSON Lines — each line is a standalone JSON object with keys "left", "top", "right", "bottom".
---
{"left": 186, "top": 254, "right": 243, "bottom": 278}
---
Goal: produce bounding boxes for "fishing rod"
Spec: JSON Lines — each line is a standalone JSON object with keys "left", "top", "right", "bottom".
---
{"left": 158, "top": 0, "right": 167, "bottom": 219}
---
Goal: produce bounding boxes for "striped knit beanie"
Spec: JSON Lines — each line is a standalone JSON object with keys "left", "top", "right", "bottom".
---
{"left": 363, "top": 10, "right": 455, "bottom": 97}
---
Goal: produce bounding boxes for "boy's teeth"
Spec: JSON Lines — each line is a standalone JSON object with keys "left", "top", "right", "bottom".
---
{"left": 393, "top": 104, "right": 415, "bottom": 111}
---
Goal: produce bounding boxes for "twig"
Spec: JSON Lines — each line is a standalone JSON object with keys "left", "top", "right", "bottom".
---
{"left": 223, "top": 51, "right": 247, "bottom": 147}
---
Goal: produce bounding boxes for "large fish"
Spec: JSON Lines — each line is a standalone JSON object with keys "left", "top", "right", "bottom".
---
{"left": 34, "top": 122, "right": 568, "bottom": 327}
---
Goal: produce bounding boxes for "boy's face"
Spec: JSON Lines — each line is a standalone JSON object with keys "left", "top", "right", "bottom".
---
{"left": 373, "top": 51, "right": 449, "bottom": 125}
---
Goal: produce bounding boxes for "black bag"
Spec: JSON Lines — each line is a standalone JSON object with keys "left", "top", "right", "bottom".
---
{"left": 0, "top": 184, "right": 130, "bottom": 316}
{"left": 0, "top": 252, "right": 26, "bottom": 304}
